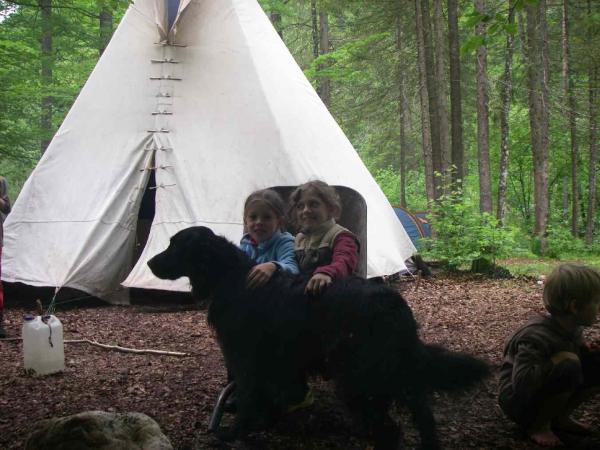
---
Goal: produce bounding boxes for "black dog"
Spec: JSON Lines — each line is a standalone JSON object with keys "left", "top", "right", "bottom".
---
{"left": 148, "top": 226, "right": 489, "bottom": 449}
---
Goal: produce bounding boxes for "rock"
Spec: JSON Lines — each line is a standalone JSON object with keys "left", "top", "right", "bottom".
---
{"left": 25, "top": 410, "right": 173, "bottom": 450}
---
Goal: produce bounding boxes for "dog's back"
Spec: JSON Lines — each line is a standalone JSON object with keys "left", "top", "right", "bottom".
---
{"left": 149, "top": 226, "right": 489, "bottom": 448}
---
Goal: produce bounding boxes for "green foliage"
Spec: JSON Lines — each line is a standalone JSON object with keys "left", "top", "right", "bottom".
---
{"left": 372, "top": 166, "right": 428, "bottom": 211}
{"left": 420, "top": 191, "right": 518, "bottom": 269}
{"left": 304, "top": 32, "right": 390, "bottom": 83}
{"left": 0, "top": 0, "right": 128, "bottom": 199}
{"left": 541, "top": 225, "right": 586, "bottom": 259}
{"left": 499, "top": 254, "right": 600, "bottom": 278}
{"left": 0, "top": 0, "right": 599, "bottom": 262}
{"left": 373, "top": 167, "right": 400, "bottom": 204}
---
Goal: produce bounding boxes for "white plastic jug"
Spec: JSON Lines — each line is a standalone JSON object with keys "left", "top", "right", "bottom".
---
{"left": 22, "top": 314, "right": 65, "bottom": 376}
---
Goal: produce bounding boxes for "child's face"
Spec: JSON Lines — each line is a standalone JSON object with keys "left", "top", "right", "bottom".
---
{"left": 295, "top": 190, "right": 334, "bottom": 233}
{"left": 572, "top": 296, "right": 600, "bottom": 327}
{"left": 244, "top": 202, "right": 281, "bottom": 243}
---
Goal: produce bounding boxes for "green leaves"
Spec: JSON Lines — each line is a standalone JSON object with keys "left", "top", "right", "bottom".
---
{"left": 420, "top": 190, "right": 517, "bottom": 269}
{"left": 304, "top": 32, "right": 390, "bottom": 83}
{"left": 461, "top": 35, "right": 486, "bottom": 55}
{"left": 0, "top": 0, "right": 128, "bottom": 195}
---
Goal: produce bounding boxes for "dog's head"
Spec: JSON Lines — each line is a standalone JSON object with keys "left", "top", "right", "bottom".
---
{"left": 148, "top": 226, "right": 242, "bottom": 299}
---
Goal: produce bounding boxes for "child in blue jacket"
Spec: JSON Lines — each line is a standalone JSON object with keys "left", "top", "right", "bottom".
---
{"left": 239, "top": 188, "right": 299, "bottom": 289}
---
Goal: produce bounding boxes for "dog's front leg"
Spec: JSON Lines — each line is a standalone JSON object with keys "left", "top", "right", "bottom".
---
{"left": 406, "top": 390, "right": 440, "bottom": 450}
{"left": 343, "top": 394, "right": 402, "bottom": 450}
{"left": 219, "top": 378, "right": 271, "bottom": 442}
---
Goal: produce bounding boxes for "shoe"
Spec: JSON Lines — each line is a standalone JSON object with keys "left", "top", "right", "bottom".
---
{"left": 286, "top": 386, "right": 314, "bottom": 413}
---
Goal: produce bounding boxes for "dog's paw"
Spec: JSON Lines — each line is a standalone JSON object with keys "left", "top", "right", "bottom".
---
{"left": 214, "top": 426, "right": 237, "bottom": 442}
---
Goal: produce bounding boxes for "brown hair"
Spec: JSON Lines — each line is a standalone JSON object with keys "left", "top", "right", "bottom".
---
{"left": 243, "top": 189, "right": 287, "bottom": 230}
{"left": 287, "top": 180, "right": 342, "bottom": 228}
{"left": 543, "top": 264, "right": 600, "bottom": 316}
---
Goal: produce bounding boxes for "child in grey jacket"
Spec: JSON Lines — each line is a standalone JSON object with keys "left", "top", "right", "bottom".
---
{"left": 498, "top": 264, "right": 600, "bottom": 447}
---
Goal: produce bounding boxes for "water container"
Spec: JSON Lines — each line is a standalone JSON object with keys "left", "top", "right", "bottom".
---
{"left": 22, "top": 314, "right": 65, "bottom": 376}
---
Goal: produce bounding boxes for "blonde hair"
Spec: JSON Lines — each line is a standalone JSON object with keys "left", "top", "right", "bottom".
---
{"left": 543, "top": 264, "right": 600, "bottom": 316}
{"left": 243, "top": 189, "right": 287, "bottom": 230}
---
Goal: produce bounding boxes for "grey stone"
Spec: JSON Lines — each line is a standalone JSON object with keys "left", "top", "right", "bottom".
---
{"left": 25, "top": 410, "right": 173, "bottom": 450}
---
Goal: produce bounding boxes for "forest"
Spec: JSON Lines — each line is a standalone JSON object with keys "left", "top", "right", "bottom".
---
{"left": 3, "top": 2, "right": 600, "bottom": 449}
{"left": 0, "top": 0, "right": 599, "bottom": 270}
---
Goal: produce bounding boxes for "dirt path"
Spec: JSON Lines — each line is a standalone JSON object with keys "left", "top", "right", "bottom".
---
{"left": 1, "top": 274, "right": 599, "bottom": 449}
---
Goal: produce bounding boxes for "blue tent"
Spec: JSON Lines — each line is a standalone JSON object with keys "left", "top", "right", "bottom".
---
{"left": 392, "top": 206, "right": 431, "bottom": 249}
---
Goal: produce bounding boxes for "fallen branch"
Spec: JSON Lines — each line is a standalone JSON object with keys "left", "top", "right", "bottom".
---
{"left": 1, "top": 337, "right": 188, "bottom": 356}
{"left": 65, "top": 339, "right": 188, "bottom": 356}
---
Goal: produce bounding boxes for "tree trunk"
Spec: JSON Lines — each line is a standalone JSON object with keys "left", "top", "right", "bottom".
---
{"left": 415, "top": 0, "right": 435, "bottom": 204}
{"left": 475, "top": 0, "right": 492, "bottom": 214}
{"left": 270, "top": 11, "right": 283, "bottom": 38}
{"left": 421, "top": 0, "right": 443, "bottom": 199}
{"left": 433, "top": 0, "right": 450, "bottom": 188}
{"left": 447, "top": 0, "right": 464, "bottom": 191}
{"left": 39, "top": 0, "right": 53, "bottom": 155}
{"left": 497, "top": 0, "right": 515, "bottom": 226}
{"left": 562, "top": 176, "right": 569, "bottom": 218}
{"left": 526, "top": 0, "right": 550, "bottom": 252}
{"left": 396, "top": 13, "right": 413, "bottom": 208}
{"left": 99, "top": 4, "right": 113, "bottom": 56}
{"left": 586, "top": 1, "right": 598, "bottom": 245}
{"left": 561, "top": 0, "right": 578, "bottom": 236}
{"left": 310, "top": 0, "right": 319, "bottom": 59}
{"left": 318, "top": 11, "right": 331, "bottom": 107}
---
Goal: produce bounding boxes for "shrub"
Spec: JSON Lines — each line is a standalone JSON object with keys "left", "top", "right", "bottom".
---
{"left": 542, "top": 225, "right": 586, "bottom": 259}
{"left": 419, "top": 192, "right": 517, "bottom": 270}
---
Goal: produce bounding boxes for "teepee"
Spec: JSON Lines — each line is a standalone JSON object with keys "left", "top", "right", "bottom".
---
{"left": 2, "top": 0, "right": 416, "bottom": 303}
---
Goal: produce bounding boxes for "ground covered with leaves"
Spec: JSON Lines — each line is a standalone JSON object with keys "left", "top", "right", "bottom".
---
{"left": 1, "top": 274, "right": 599, "bottom": 449}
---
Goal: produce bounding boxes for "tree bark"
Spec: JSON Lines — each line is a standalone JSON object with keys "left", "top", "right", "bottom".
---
{"left": 99, "top": 3, "right": 113, "bottom": 56}
{"left": 433, "top": 0, "right": 450, "bottom": 188}
{"left": 396, "top": 13, "right": 413, "bottom": 208}
{"left": 585, "top": 1, "right": 598, "bottom": 245}
{"left": 421, "top": 0, "right": 443, "bottom": 199}
{"left": 415, "top": 0, "right": 435, "bottom": 204}
{"left": 318, "top": 11, "right": 331, "bottom": 107}
{"left": 270, "top": 11, "right": 283, "bottom": 38}
{"left": 447, "top": 0, "right": 464, "bottom": 191}
{"left": 561, "top": 0, "right": 578, "bottom": 236}
{"left": 497, "top": 0, "right": 515, "bottom": 225}
{"left": 39, "top": 0, "right": 53, "bottom": 155}
{"left": 562, "top": 176, "right": 569, "bottom": 218}
{"left": 526, "top": 0, "right": 550, "bottom": 252}
{"left": 310, "top": 0, "right": 319, "bottom": 59}
{"left": 475, "top": 0, "right": 492, "bottom": 214}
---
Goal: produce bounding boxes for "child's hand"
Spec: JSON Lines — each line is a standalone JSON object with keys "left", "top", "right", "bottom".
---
{"left": 589, "top": 342, "right": 600, "bottom": 352}
{"left": 246, "top": 263, "right": 277, "bottom": 289}
{"left": 582, "top": 339, "right": 600, "bottom": 354}
{"left": 550, "top": 351, "right": 579, "bottom": 365}
{"left": 305, "top": 273, "right": 332, "bottom": 296}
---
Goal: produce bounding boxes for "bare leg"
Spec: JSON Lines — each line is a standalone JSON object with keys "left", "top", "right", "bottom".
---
{"left": 527, "top": 391, "right": 572, "bottom": 447}
{"left": 553, "top": 386, "right": 600, "bottom": 435}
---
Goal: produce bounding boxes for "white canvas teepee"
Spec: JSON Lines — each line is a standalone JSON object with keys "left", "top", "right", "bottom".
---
{"left": 2, "top": 0, "right": 416, "bottom": 303}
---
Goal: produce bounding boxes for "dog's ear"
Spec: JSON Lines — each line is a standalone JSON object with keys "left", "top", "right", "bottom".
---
{"left": 178, "top": 228, "right": 213, "bottom": 267}
{"left": 176, "top": 227, "right": 224, "bottom": 296}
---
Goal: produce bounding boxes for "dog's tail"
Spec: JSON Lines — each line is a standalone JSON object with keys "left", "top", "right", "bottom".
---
{"left": 421, "top": 344, "right": 490, "bottom": 391}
